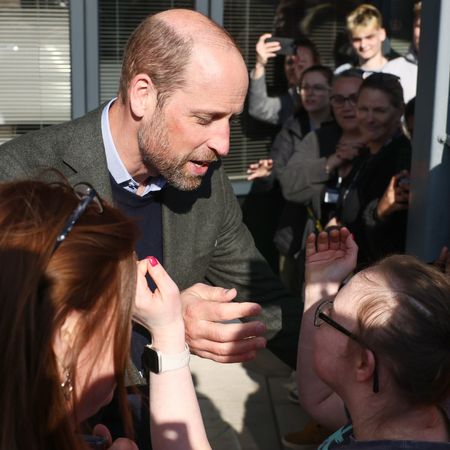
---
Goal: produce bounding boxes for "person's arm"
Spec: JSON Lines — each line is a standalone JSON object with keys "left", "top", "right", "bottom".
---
{"left": 297, "top": 228, "right": 357, "bottom": 430}
{"left": 134, "top": 257, "right": 211, "bottom": 450}
{"left": 362, "top": 171, "right": 409, "bottom": 258}
{"left": 278, "top": 131, "right": 330, "bottom": 204}
{"left": 194, "top": 167, "right": 301, "bottom": 368}
{"left": 248, "top": 33, "right": 286, "bottom": 125}
{"left": 248, "top": 76, "right": 286, "bottom": 125}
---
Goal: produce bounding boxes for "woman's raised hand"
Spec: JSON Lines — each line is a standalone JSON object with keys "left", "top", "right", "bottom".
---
{"left": 305, "top": 227, "right": 358, "bottom": 285}
{"left": 133, "top": 257, "right": 185, "bottom": 351}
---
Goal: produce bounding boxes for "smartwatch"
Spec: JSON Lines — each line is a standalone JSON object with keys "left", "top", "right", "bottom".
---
{"left": 143, "top": 343, "right": 190, "bottom": 374}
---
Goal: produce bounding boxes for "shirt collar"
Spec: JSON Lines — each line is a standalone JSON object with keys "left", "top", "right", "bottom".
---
{"left": 101, "top": 98, "right": 166, "bottom": 196}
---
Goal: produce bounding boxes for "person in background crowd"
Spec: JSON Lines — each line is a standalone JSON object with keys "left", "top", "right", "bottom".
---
{"left": 404, "top": 96, "right": 416, "bottom": 138}
{"left": 298, "top": 227, "right": 450, "bottom": 449}
{"left": 248, "top": 33, "right": 320, "bottom": 125}
{"left": 331, "top": 73, "right": 411, "bottom": 266}
{"left": 382, "top": 2, "right": 421, "bottom": 103}
{"left": 247, "top": 65, "right": 333, "bottom": 295}
{"left": 335, "top": 4, "right": 388, "bottom": 74}
{"left": 278, "top": 69, "right": 364, "bottom": 244}
{"left": 278, "top": 70, "right": 364, "bottom": 449}
{"left": 0, "top": 179, "right": 211, "bottom": 450}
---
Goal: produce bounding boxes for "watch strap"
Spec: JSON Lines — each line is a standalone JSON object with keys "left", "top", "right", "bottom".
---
{"left": 146, "top": 343, "right": 190, "bottom": 374}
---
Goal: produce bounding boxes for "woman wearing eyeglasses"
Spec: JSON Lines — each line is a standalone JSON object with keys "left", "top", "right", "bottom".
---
{"left": 298, "top": 228, "right": 450, "bottom": 449}
{"left": 0, "top": 180, "right": 211, "bottom": 449}
{"left": 248, "top": 65, "right": 332, "bottom": 294}
{"left": 333, "top": 72, "right": 411, "bottom": 266}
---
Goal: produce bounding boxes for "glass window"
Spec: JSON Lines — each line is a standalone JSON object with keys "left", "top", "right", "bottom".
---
{"left": 99, "top": 0, "right": 195, "bottom": 103}
{"left": 0, "top": 0, "right": 71, "bottom": 145}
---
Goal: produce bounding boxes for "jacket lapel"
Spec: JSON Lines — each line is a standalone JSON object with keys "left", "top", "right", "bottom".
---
{"left": 62, "top": 104, "right": 114, "bottom": 202}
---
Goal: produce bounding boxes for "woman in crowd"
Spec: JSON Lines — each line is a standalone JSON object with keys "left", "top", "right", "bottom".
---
{"left": 246, "top": 64, "right": 332, "bottom": 292}
{"left": 298, "top": 228, "right": 450, "bottom": 449}
{"left": 248, "top": 34, "right": 320, "bottom": 126}
{"left": 332, "top": 72, "right": 411, "bottom": 266}
{"left": 276, "top": 69, "right": 364, "bottom": 255}
{"left": 0, "top": 180, "right": 210, "bottom": 450}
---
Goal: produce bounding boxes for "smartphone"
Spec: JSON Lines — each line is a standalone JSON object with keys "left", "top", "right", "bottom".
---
{"left": 81, "top": 434, "right": 108, "bottom": 449}
{"left": 396, "top": 174, "right": 410, "bottom": 188}
{"left": 266, "top": 36, "right": 296, "bottom": 55}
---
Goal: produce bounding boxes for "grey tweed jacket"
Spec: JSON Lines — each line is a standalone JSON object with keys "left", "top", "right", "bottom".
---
{"left": 0, "top": 106, "right": 300, "bottom": 367}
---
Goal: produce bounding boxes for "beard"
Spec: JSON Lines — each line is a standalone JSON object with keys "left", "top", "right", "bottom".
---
{"left": 137, "top": 109, "right": 209, "bottom": 191}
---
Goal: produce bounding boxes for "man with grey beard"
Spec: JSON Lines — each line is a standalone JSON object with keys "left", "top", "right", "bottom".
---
{"left": 0, "top": 9, "right": 300, "bottom": 448}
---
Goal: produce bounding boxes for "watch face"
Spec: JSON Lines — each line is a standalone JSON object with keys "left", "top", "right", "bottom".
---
{"left": 143, "top": 346, "right": 161, "bottom": 374}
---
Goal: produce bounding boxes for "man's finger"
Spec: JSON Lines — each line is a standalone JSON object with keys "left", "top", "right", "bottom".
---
{"left": 183, "top": 283, "right": 238, "bottom": 303}
{"left": 185, "top": 299, "right": 262, "bottom": 322}
{"left": 188, "top": 331, "right": 267, "bottom": 357}
{"left": 189, "top": 319, "right": 267, "bottom": 343}
{"left": 192, "top": 349, "right": 258, "bottom": 364}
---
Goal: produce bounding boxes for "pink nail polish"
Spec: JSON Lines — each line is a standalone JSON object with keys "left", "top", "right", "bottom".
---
{"left": 147, "top": 256, "right": 158, "bottom": 267}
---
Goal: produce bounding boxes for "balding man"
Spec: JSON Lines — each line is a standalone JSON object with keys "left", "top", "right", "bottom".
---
{"left": 0, "top": 9, "right": 300, "bottom": 447}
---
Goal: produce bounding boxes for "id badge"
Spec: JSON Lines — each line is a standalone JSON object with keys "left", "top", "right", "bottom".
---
{"left": 324, "top": 188, "right": 339, "bottom": 204}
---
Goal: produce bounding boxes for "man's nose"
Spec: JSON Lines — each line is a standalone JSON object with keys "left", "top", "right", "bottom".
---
{"left": 207, "top": 122, "right": 230, "bottom": 157}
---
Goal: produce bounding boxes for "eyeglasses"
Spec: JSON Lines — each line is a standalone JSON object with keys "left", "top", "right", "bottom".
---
{"left": 53, "top": 183, "right": 103, "bottom": 253}
{"left": 314, "top": 299, "right": 379, "bottom": 393}
{"left": 297, "top": 84, "right": 330, "bottom": 95}
{"left": 330, "top": 93, "right": 358, "bottom": 107}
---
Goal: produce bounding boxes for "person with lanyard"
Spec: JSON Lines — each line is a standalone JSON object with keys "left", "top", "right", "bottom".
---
{"left": 330, "top": 72, "right": 411, "bottom": 267}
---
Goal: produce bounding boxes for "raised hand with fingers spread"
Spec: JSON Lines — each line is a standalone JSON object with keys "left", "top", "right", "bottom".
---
{"left": 246, "top": 158, "right": 273, "bottom": 180}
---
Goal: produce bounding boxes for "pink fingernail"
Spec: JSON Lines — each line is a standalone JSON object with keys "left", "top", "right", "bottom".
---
{"left": 146, "top": 256, "right": 158, "bottom": 267}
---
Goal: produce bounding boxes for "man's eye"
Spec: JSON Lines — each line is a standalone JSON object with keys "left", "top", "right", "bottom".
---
{"left": 196, "top": 116, "right": 211, "bottom": 125}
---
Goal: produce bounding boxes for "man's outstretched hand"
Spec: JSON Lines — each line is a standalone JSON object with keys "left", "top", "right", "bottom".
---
{"left": 180, "top": 283, "right": 267, "bottom": 363}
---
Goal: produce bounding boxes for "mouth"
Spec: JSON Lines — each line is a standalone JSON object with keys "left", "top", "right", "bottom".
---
{"left": 188, "top": 160, "right": 214, "bottom": 176}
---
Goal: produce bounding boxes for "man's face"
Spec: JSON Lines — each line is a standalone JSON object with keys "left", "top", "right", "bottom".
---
{"left": 138, "top": 44, "right": 248, "bottom": 191}
{"left": 350, "top": 24, "right": 385, "bottom": 63}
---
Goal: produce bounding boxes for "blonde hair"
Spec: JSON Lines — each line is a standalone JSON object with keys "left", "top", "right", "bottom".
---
{"left": 347, "top": 4, "right": 383, "bottom": 33}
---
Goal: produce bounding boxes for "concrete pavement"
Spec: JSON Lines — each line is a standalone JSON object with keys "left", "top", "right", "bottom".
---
{"left": 190, "top": 348, "right": 316, "bottom": 450}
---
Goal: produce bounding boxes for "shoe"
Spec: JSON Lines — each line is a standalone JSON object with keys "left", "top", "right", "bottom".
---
{"left": 282, "top": 420, "right": 331, "bottom": 449}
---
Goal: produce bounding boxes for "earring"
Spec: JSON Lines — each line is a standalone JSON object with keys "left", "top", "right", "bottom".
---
{"left": 61, "top": 369, "right": 73, "bottom": 401}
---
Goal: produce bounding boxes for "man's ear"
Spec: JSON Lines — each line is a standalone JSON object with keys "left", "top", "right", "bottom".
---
{"left": 378, "top": 27, "right": 387, "bottom": 43}
{"left": 355, "top": 347, "right": 376, "bottom": 385}
{"left": 128, "top": 73, "right": 158, "bottom": 119}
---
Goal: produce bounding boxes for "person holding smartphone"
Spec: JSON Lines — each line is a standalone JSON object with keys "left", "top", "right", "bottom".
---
{"left": 248, "top": 33, "right": 320, "bottom": 125}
